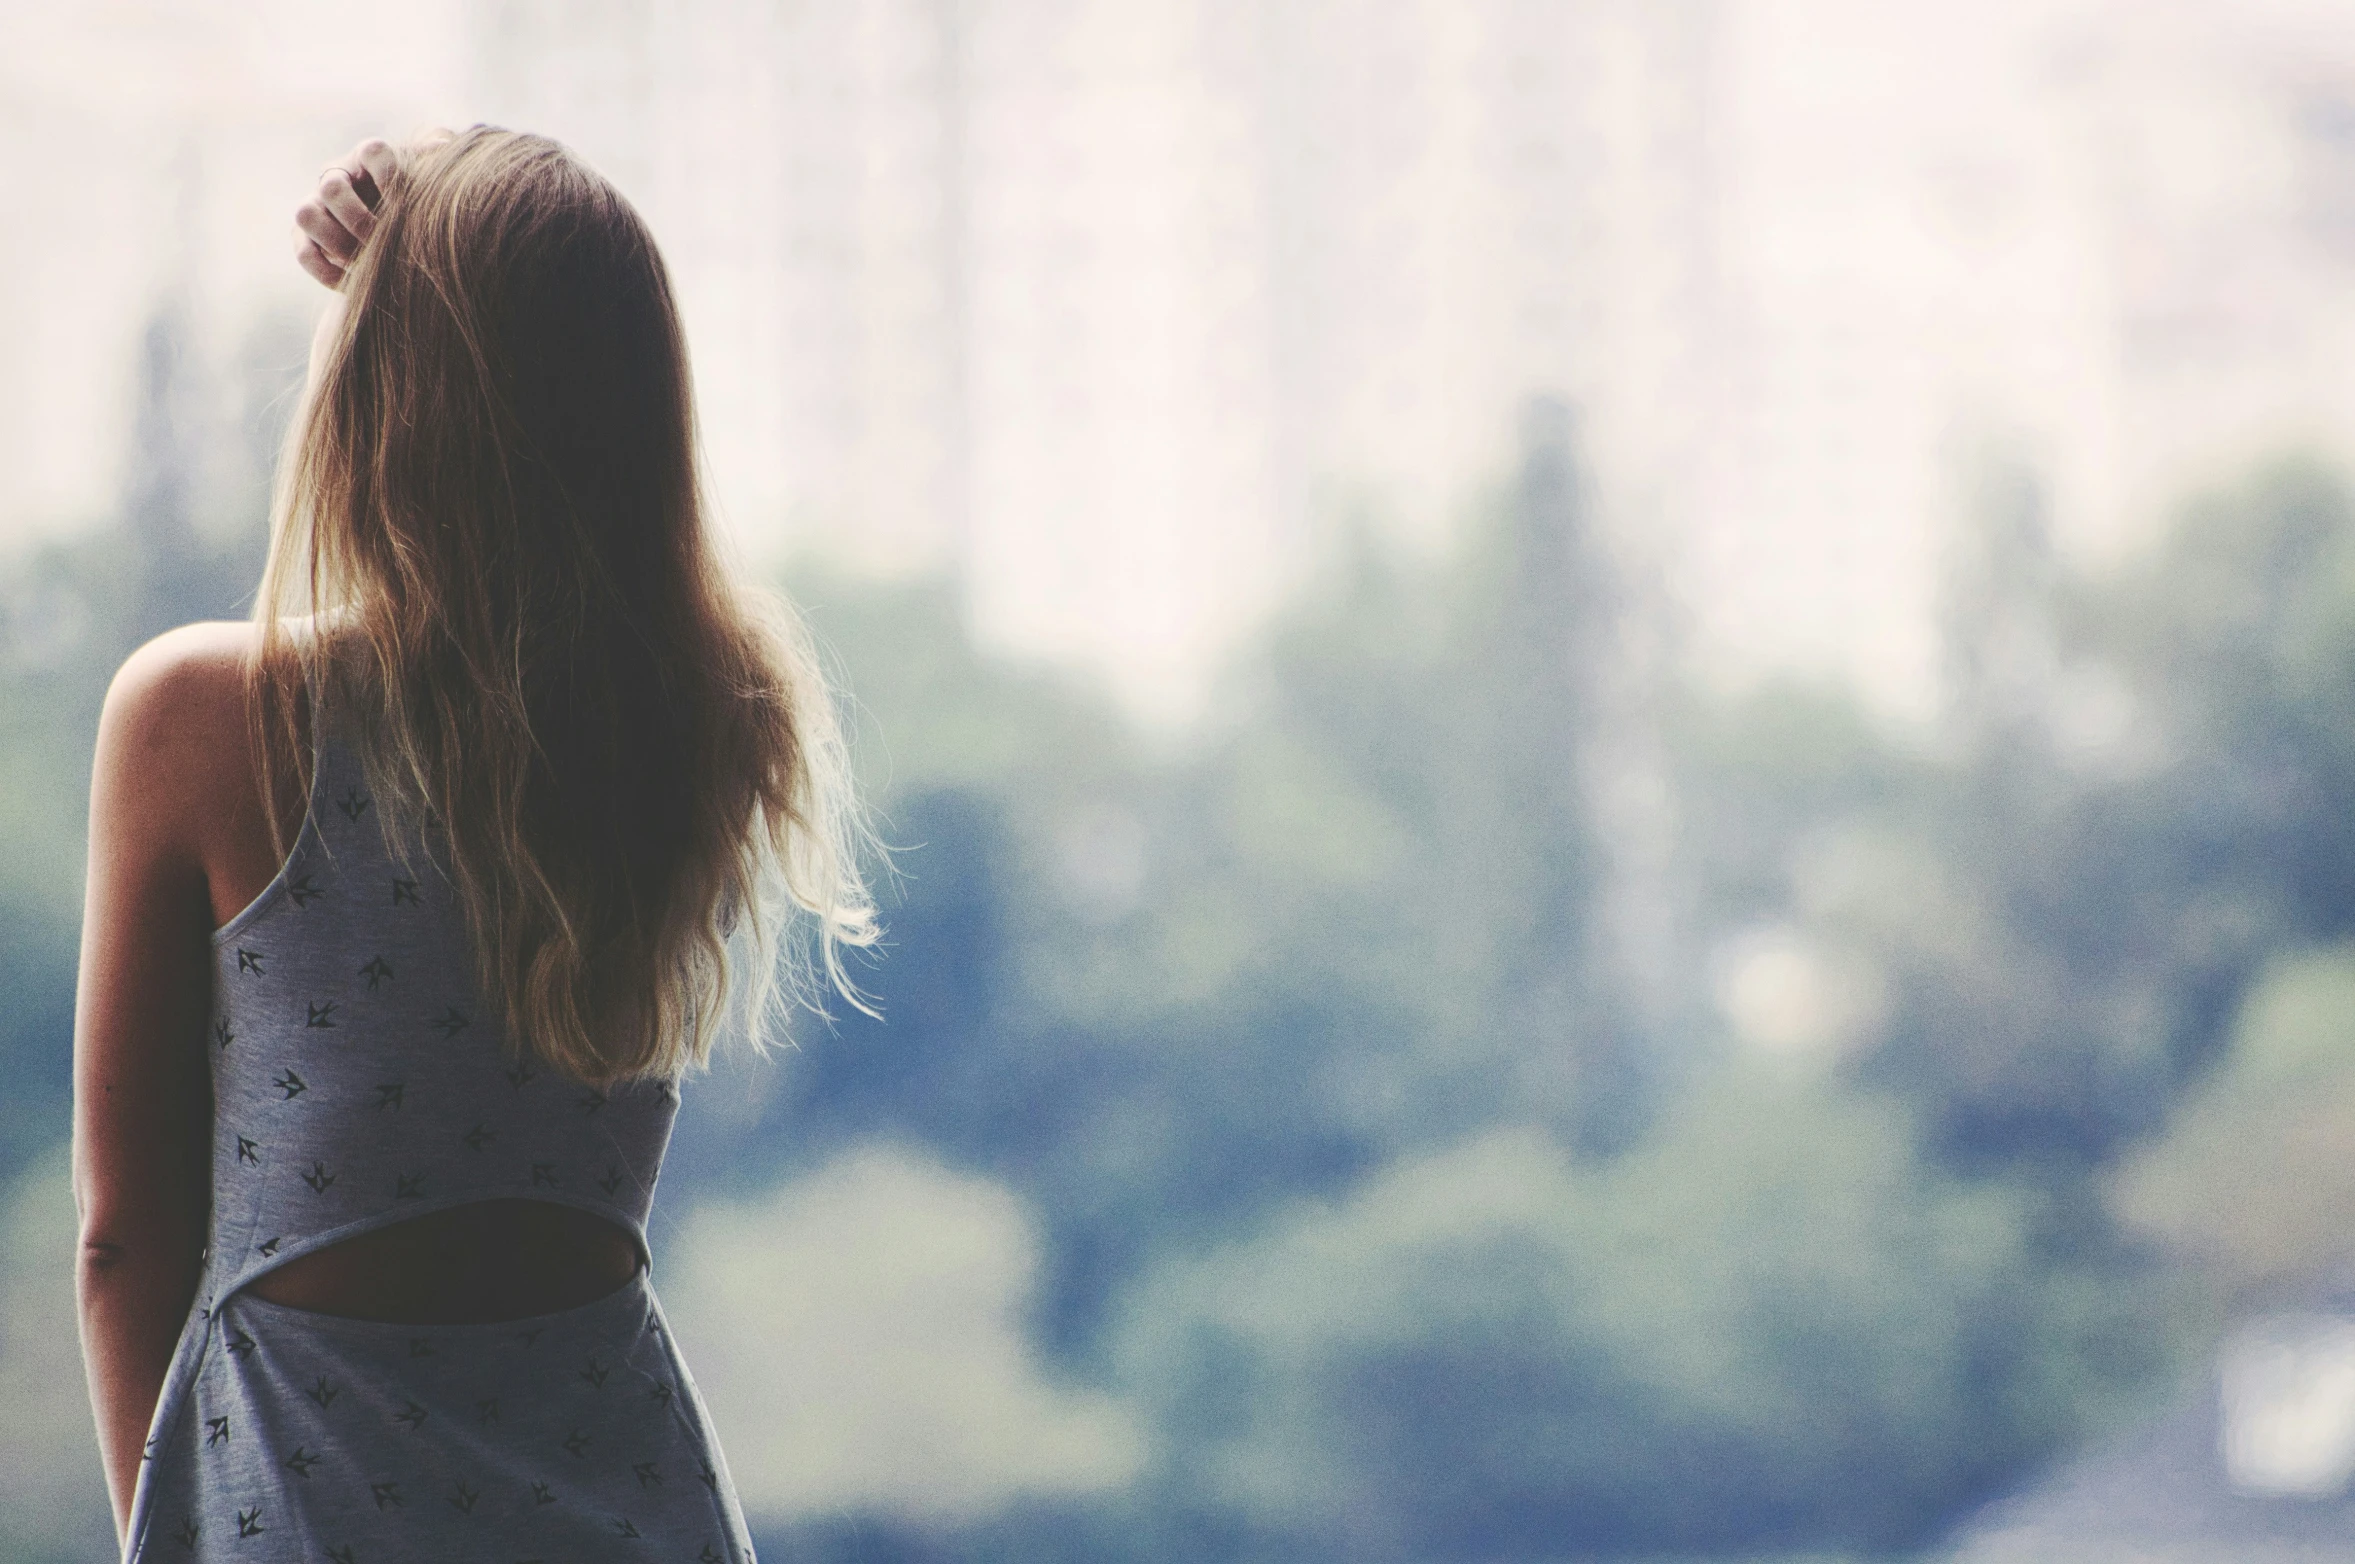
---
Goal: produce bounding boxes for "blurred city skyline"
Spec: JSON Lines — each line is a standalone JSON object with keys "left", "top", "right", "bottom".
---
{"left": 9, "top": 0, "right": 2355, "bottom": 719}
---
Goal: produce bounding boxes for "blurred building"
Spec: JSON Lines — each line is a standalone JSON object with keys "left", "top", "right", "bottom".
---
{"left": 11, "top": 0, "right": 2355, "bottom": 715}
{"left": 475, "top": 0, "right": 1724, "bottom": 716}
{"left": 0, "top": 0, "right": 478, "bottom": 542}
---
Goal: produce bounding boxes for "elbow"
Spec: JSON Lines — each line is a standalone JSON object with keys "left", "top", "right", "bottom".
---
{"left": 78, "top": 1234, "right": 129, "bottom": 1277}
{"left": 76, "top": 1221, "right": 202, "bottom": 1288}
{"left": 71, "top": 1168, "right": 209, "bottom": 1290}
{"left": 76, "top": 1229, "right": 140, "bottom": 1298}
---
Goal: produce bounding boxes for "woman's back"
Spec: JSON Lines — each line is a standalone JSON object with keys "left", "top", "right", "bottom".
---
{"left": 205, "top": 624, "right": 669, "bottom": 1320}
{"left": 111, "top": 622, "right": 751, "bottom": 1560}
{"left": 78, "top": 126, "right": 872, "bottom": 1562}
{"left": 122, "top": 618, "right": 651, "bottom": 1325}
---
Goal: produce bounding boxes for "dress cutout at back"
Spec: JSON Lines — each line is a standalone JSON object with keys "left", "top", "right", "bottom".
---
{"left": 202, "top": 683, "right": 678, "bottom": 1308}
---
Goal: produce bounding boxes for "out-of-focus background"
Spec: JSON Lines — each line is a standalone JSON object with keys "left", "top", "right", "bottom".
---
{"left": 12, "top": 1, "right": 2355, "bottom": 1560}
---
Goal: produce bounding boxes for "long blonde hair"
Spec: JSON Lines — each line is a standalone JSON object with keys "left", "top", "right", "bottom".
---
{"left": 252, "top": 126, "right": 876, "bottom": 1085}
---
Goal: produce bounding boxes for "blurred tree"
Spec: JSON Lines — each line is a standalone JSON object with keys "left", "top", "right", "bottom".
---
{"left": 1824, "top": 459, "right": 2355, "bottom": 1174}
{"left": 0, "top": 1150, "right": 111, "bottom": 1561}
{"left": 693, "top": 402, "right": 1647, "bottom": 1352}
{"left": 1112, "top": 1071, "right": 2161, "bottom": 1557}
{"left": 693, "top": 415, "right": 2252, "bottom": 1563}
{"left": 1154, "top": 397, "right": 1641, "bottom": 1158}
{"left": 0, "top": 301, "right": 287, "bottom": 1188}
{"left": 122, "top": 300, "right": 205, "bottom": 646}
{"left": 2110, "top": 942, "right": 2355, "bottom": 1297}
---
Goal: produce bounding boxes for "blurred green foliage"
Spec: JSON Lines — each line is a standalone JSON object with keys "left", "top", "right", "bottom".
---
{"left": 2111, "top": 941, "right": 2355, "bottom": 1297}
{"left": 12, "top": 354, "right": 2355, "bottom": 1560}
{"left": 1112, "top": 1078, "right": 2144, "bottom": 1557}
{"left": 0, "top": 304, "right": 272, "bottom": 1197}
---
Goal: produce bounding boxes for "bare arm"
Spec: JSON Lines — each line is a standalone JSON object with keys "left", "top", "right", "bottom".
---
{"left": 73, "top": 632, "right": 231, "bottom": 1542}
{"left": 74, "top": 128, "right": 404, "bottom": 1530}
{"left": 70, "top": 119, "right": 387, "bottom": 1530}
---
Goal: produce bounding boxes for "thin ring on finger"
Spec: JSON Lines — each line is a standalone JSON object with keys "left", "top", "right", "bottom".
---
{"left": 318, "top": 166, "right": 362, "bottom": 208}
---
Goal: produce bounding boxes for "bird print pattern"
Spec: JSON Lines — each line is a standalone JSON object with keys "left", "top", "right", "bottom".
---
{"left": 123, "top": 688, "right": 752, "bottom": 1561}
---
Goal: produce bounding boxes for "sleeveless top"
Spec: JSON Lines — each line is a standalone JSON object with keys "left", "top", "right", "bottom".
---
{"left": 201, "top": 682, "right": 678, "bottom": 1306}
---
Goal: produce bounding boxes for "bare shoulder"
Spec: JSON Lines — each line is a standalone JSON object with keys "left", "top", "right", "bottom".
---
{"left": 94, "top": 623, "right": 261, "bottom": 833}
{"left": 99, "top": 621, "right": 255, "bottom": 755}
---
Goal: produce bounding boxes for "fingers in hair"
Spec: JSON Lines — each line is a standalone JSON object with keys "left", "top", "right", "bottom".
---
{"left": 295, "top": 197, "right": 361, "bottom": 264}
{"left": 294, "top": 229, "right": 345, "bottom": 289}
{"left": 315, "top": 167, "right": 377, "bottom": 245}
{"left": 351, "top": 138, "right": 398, "bottom": 207}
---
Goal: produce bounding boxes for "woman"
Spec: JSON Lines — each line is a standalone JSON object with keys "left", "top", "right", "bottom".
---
{"left": 74, "top": 127, "right": 876, "bottom": 1561}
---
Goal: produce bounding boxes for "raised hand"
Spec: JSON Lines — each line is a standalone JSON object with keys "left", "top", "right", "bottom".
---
{"left": 293, "top": 138, "right": 399, "bottom": 289}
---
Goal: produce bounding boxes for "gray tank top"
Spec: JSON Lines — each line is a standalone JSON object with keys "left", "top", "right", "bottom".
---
{"left": 202, "top": 681, "right": 678, "bottom": 1305}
